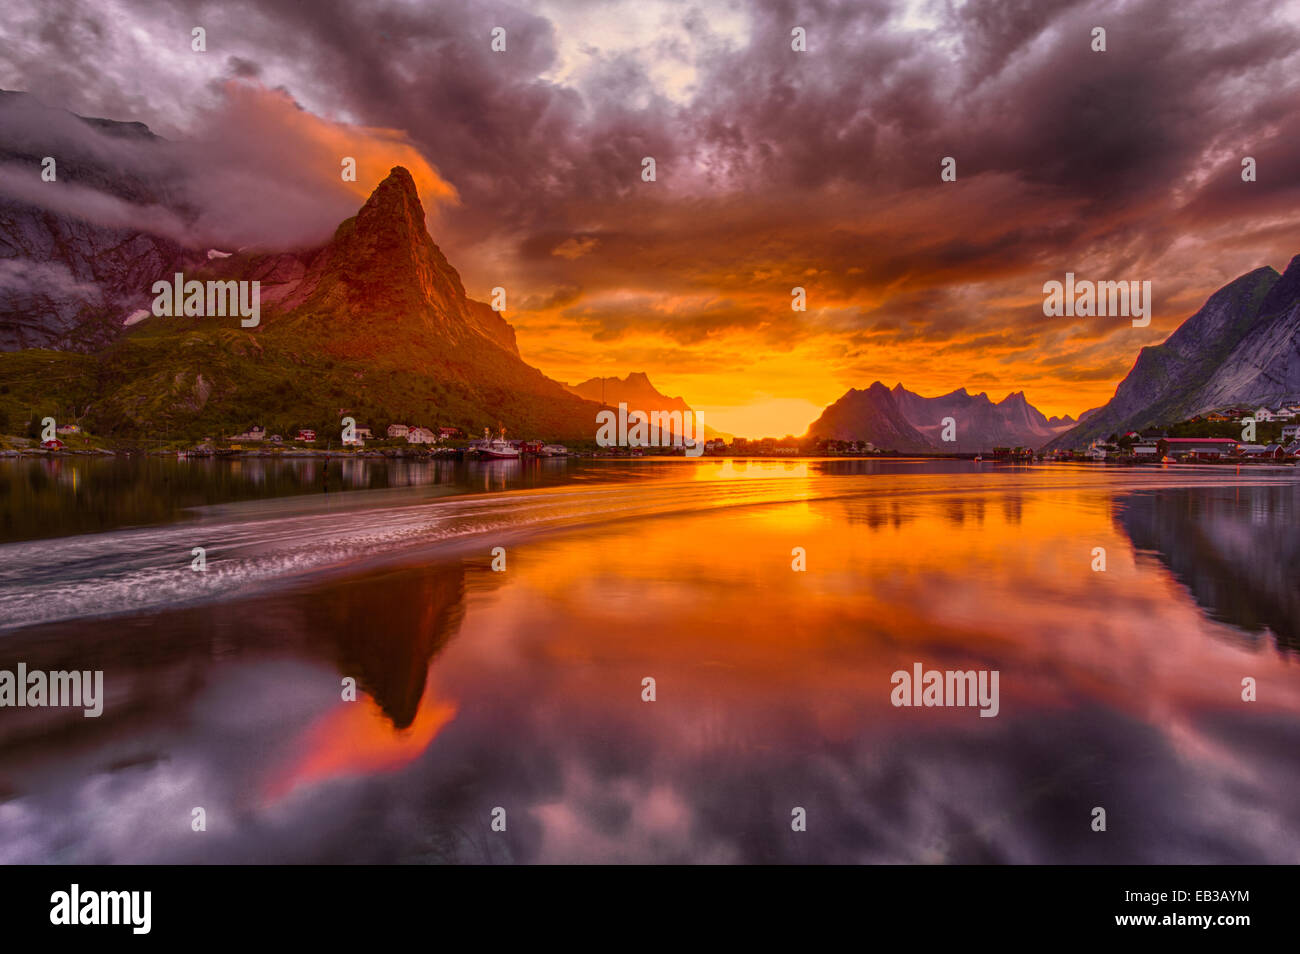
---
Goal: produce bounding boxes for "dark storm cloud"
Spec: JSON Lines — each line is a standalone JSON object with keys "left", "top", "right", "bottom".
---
{"left": 8, "top": 0, "right": 1297, "bottom": 255}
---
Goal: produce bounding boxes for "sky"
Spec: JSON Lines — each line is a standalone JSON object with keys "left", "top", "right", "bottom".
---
{"left": 3, "top": 0, "right": 1300, "bottom": 436}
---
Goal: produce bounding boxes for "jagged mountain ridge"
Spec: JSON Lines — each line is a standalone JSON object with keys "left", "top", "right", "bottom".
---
{"left": 890, "top": 384, "right": 1074, "bottom": 451}
{"left": 806, "top": 381, "right": 1072, "bottom": 452}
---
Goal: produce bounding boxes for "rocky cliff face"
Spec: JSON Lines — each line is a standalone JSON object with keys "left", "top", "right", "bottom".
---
{"left": 273, "top": 166, "right": 519, "bottom": 358}
{"left": 0, "top": 91, "right": 194, "bottom": 351}
{"left": 1194, "top": 257, "right": 1300, "bottom": 409}
{"left": 1048, "top": 261, "right": 1298, "bottom": 448}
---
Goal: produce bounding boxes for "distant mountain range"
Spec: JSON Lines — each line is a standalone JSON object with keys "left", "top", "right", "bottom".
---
{"left": 564, "top": 372, "right": 732, "bottom": 440}
{"left": 5, "top": 91, "right": 1298, "bottom": 448}
{"left": 566, "top": 371, "right": 689, "bottom": 411}
{"left": 806, "top": 382, "right": 1075, "bottom": 453}
{"left": 810, "top": 253, "right": 1300, "bottom": 453}
{"left": 1048, "top": 258, "right": 1300, "bottom": 449}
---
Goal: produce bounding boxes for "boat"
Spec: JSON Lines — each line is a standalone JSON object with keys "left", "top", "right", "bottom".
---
{"left": 973, "top": 455, "right": 983, "bottom": 462}
{"left": 478, "top": 426, "right": 520, "bottom": 460}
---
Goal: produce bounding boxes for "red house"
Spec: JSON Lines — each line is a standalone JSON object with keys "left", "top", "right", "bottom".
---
{"left": 1156, "top": 437, "right": 1238, "bottom": 460}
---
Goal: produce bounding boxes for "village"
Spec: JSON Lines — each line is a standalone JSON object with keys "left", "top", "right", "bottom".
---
{"left": 197, "top": 422, "right": 573, "bottom": 459}
{"left": 11, "top": 402, "right": 1300, "bottom": 464}
{"left": 1061, "top": 402, "right": 1300, "bottom": 463}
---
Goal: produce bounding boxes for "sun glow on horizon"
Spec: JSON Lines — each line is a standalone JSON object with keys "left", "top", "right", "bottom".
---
{"left": 695, "top": 396, "right": 828, "bottom": 439}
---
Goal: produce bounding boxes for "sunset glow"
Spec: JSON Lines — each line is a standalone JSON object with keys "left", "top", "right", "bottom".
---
{"left": 5, "top": 1, "right": 1299, "bottom": 434}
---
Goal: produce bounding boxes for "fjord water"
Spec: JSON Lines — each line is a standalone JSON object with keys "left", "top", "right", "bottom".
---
{"left": 0, "top": 458, "right": 1297, "bottom": 863}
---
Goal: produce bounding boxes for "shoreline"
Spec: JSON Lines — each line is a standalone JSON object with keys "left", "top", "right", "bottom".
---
{"left": 1, "top": 445, "right": 1295, "bottom": 467}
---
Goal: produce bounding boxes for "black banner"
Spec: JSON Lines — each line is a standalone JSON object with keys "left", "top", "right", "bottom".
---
{"left": 0, "top": 865, "right": 1278, "bottom": 941}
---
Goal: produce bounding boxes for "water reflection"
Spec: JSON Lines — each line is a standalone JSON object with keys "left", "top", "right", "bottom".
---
{"left": 0, "top": 455, "right": 595, "bottom": 543}
{"left": 1118, "top": 485, "right": 1300, "bottom": 653}
{"left": 1, "top": 465, "right": 1298, "bottom": 863}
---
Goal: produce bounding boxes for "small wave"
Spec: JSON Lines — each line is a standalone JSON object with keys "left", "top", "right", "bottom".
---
{"left": 2, "top": 467, "right": 1295, "bottom": 632}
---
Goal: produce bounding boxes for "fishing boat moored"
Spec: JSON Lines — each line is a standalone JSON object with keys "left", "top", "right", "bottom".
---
{"left": 478, "top": 426, "right": 521, "bottom": 459}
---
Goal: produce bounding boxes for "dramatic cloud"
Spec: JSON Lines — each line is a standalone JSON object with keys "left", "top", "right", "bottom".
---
{"left": 0, "top": 83, "right": 457, "bottom": 250}
{"left": 2, "top": 0, "right": 1299, "bottom": 432}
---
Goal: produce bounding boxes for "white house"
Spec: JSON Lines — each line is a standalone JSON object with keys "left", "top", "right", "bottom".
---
{"left": 1254, "top": 406, "right": 1276, "bottom": 422}
{"left": 1282, "top": 424, "right": 1300, "bottom": 441}
{"left": 231, "top": 425, "right": 266, "bottom": 441}
{"left": 1086, "top": 438, "right": 1114, "bottom": 460}
{"left": 406, "top": 426, "right": 437, "bottom": 445}
{"left": 387, "top": 424, "right": 410, "bottom": 438}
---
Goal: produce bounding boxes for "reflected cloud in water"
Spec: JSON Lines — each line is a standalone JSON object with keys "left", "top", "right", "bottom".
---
{"left": 1, "top": 465, "right": 1298, "bottom": 862}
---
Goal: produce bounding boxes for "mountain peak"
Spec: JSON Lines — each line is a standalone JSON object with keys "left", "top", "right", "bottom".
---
{"left": 303, "top": 162, "right": 471, "bottom": 312}
{"left": 354, "top": 166, "right": 427, "bottom": 242}
{"left": 565, "top": 372, "right": 693, "bottom": 414}
{"left": 269, "top": 162, "right": 525, "bottom": 357}
{"left": 1259, "top": 254, "right": 1300, "bottom": 317}
{"left": 374, "top": 165, "right": 420, "bottom": 199}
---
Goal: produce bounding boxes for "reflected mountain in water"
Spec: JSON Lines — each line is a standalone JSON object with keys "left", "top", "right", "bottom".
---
{"left": 4, "top": 462, "right": 1300, "bottom": 863}
{"left": 0, "top": 559, "right": 472, "bottom": 751}
{"left": 1117, "top": 485, "right": 1300, "bottom": 653}
{"left": 306, "top": 565, "right": 467, "bottom": 728}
